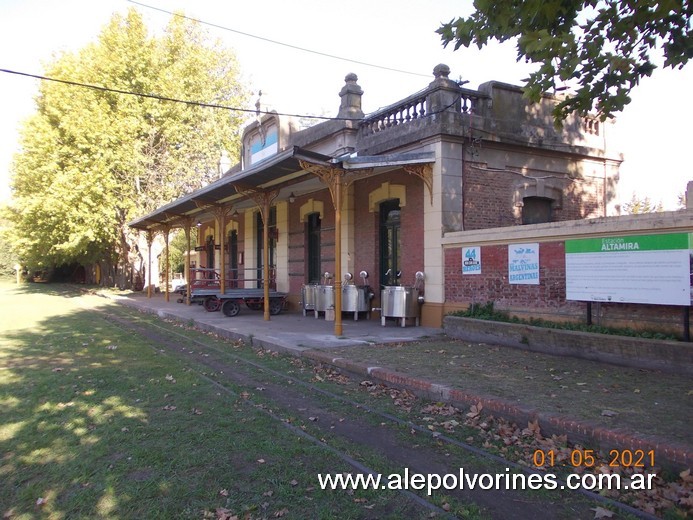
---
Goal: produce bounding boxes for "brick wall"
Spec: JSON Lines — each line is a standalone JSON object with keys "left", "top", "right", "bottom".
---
{"left": 285, "top": 172, "right": 424, "bottom": 294}
{"left": 353, "top": 171, "right": 424, "bottom": 291}
{"left": 287, "top": 190, "right": 334, "bottom": 295}
{"left": 463, "top": 165, "right": 519, "bottom": 229}
{"left": 444, "top": 240, "right": 691, "bottom": 336}
{"left": 462, "top": 162, "right": 607, "bottom": 230}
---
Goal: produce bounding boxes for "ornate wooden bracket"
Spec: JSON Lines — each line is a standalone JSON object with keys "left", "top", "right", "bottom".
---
{"left": 207, "top": 204, "right": 234, "bottom": 224}
{"left": 299, "top": 160, "right": 343, "bottom": 209}
{"left": 403, "top": 163, "right": 434, "bottom": 205}
{"left": 298, "top": 160, "right": 372, "bottom": 210}
{"left": 235, "top": 185, "right": 279, "bottom": 221}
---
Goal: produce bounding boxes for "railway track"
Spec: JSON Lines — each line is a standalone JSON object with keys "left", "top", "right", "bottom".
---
{"left": 92, "top": 302, "right": 655, "bottom": 520}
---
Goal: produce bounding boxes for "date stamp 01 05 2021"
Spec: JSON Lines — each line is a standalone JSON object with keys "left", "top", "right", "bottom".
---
{"left": 532, "top": 448, "right": 656, "bottom": 469}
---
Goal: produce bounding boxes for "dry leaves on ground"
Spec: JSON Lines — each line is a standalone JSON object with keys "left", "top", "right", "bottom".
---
{"left": 419, "top": 400, "right": 692, "bottom": 517}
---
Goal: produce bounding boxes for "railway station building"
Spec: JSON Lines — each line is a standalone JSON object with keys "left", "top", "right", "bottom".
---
{"left": 129, "top": 64, "right": 693, "bottom": 335}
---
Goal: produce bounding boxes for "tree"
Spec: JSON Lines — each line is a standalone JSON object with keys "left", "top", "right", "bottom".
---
{"left": 437, "top": 0, "right": 692, "bottom": 122}
{"left": 6, "top": 8, "right": 249, "bottom": 285}
{"left": 167, "top": 227, "right": 197, "bottom": 275}
{"left": 0, "top": 208, "right": 19, "bottom": 278}
{"left": 677, "top": 191, "right": 687, "bottom": 209}
{"left": 621, "top": 193, "right": 663, "bottom": 214}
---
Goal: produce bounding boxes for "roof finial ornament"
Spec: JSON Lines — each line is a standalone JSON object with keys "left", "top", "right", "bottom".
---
{"left": 338, "top": 73, "right": 364, "bottom": 119}
{"left": 433, "top": 64, "right": 451, "bottom": 79}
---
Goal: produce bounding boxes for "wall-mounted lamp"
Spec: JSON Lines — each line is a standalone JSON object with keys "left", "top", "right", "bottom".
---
{"left": 196, "top": 220, "right": 202, "bottom": 228}
{"left": 231, "top": 210, "right": 240, "bottom": 219}
{"left": 288, "top": 192, "right": 296, "bottom": 203}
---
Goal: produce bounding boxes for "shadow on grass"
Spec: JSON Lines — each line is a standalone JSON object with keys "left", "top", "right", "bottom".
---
{"left": 10, "top": 280, "right": 103, "bottom": 298}
{"left": 1, "top": 283, "right": 426, "bottom": 520}
{"left": 0, "top": 296, "right": 156, "bottom": 518}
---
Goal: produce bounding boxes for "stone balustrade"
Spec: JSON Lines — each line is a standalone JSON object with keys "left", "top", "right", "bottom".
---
{"left": 359, "top": 86, "right": 485, "bottom": 138}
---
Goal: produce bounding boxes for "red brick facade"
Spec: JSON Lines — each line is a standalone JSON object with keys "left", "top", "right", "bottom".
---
{"left": 444, "top": 239, "right": 691, "bottom": 336}
{"left": 462, "top": 160, "right": 607, "bottom": 230}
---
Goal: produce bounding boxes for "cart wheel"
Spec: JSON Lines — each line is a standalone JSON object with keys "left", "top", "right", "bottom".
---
{"left": 203, "top": 296, "right": 221, "bottom": 312}
{"left": 222, "top": 299, "right": 241, "bottom": 317}
{"left": 269, "top": 298, "right": 283, "bottom": 316}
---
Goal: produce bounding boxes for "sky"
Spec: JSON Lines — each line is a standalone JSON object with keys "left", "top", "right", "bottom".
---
{"left": 1, "top": 0, "right": 691, "bottom": 210}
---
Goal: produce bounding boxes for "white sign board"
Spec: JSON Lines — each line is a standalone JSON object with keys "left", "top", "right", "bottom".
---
{"left": 508, "top": 243, "right": 540, "bottom": 284}
{"left": 565, "top": 233, "right": 692, "bottom": 306}
{"left": 462, "top": 246, "right": 481, "bottom": 275}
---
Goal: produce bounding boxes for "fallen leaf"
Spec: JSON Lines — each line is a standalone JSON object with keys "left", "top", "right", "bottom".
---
{"left": 162, "top": 405, "right": 177, "bottom": 411}
{"left": 591, "top": 506, "right": 614, "bottom": 518}
{"left": 522, "top": 420, "right": 542, "bottom": 438}
{"left": 257, "top": 459, "right": 265, "bottom": 464}
{"left": 273, "top": 508, "right": 289, "bottom": 517}
{"left": 601, "top": 410, "right": 618, "bottom": 417}
{"left": 215, "top": 508, "right": 238, "bottom": 520}
{"left": 219, "top": 489, "right": 229, "bottom": 497}
{"left": 466, "top": 402, "right": 483, "bottom": 418}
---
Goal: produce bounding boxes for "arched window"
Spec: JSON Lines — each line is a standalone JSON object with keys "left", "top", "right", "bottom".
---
{"left": 305, "top": 212, "right": 321, "bottom": 284}
{"left": 228, "top": 229, "right": 238, "bottom": 287}
{"left": 256, "top": 207, "right": 277, "bottom": 289}
{"left": 379, "top": 199, "right": 401, "bottom": 286}
{"left": 206, "top": 235, "right": 215, "bottom": 268}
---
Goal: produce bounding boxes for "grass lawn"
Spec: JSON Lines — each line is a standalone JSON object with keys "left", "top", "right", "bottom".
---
{"left": 0, "top": 282, "right": 420, "bottom": 519}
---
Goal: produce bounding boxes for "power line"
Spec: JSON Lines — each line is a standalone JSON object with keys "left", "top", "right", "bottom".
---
{"left": 126, "top": 0, "right": 430, "bottom": 79}
{"left": 0, "top": 68, "right": 359, "bottom": 122}
{"left": 1, "top": 68, "right": 466, "bottom": 123}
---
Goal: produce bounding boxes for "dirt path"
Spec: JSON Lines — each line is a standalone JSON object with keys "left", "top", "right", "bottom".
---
{"left": 101, "top": 307, "right": 624, "bottom": 520}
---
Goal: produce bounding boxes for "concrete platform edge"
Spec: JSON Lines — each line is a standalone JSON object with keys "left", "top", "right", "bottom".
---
{"left": 113, "top": 295, "right": 690, "bottom": 471}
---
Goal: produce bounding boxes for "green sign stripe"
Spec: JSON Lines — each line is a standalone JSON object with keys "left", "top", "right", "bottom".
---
{"left": 565, "top": 233, "right": 691, "bottom": 254}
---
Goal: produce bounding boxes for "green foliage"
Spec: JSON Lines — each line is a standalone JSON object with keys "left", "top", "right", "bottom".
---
{"left": 621, "top": 193, "right": 664, "bottom": 214}
{"left": 457, "top": 301, "right": 510, "bottom": 321}
{"left": 437, "top": 0, "right": 692, "bottom": 122}
{"left": 7, "top": 8, "right": 249, "bottom": 275}
{"left": 0, "top": 209, "right": 19, "bottom": 277}
{"left": 449, "top": 301, "right": 678, "bottom": 340}
{"left": 167, "top": 228, "right": 196, "bottom": 274}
